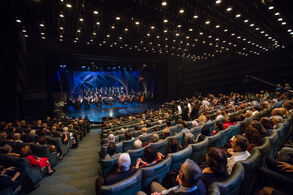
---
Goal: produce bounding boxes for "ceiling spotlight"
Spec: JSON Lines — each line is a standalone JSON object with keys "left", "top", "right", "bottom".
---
{"left": 77, "top": 29, "right": 81, "bottom": 32}
{"left": 40, "top": 23, "right": 44, "bottom": 27}
{"left": 59, "top": 26, "right": 63, "bottom": 30}
{"left": 164, "top": 29, "right": 168, "bottom": 33}
{"left": 226, "top": 7, "right": 232, "bottom": 12}
{"left": 93, "top": 10, "right": 98, "bottom": 15}
{"left": 189, "top": 28, "right": 193, "bottom": 31}
{"left": 111, "top": 25, "right": 115, "bottom": 29}
{"left": 224, "top": 29, "right": 228, "bottom": 32}
{"left": 282, "top": 22, "right": 286, "bottom": 25}
{"left": 66, "top": 4, "right": 72, "bottom": 8}
{"left": 268, "top": 6, "right": 274, "bottom": 10}
{"left": 215, "top": 25, "right": 220, "bottom": 28}
{"left": 59, "top": 35, "right": 63, "bottom": 37}
{"left": 162, "top": 1, "right": 167, "bottom": 6}
{"left": 24, "top": 35, "right": 28, "bottom": 37}
{"left": 250, "top": 23, "right": 255, "bottom": 27}
{"left": 96, "top": 22, "right": 100, "bottom": 25}
{"left": 215, "top": 0, "right": 221, "bottom": 4}
{"left": 176, "top": 33, "right": 179, "bottom": 36}
{"left": 59, "top": 14, "right": 64, "bottom": 18}
{"left": 135, "top": 21, "right": 139, "bottom": 25}
{"left": 79, "top": 18, "right": 84, "bottom": 22}
{"left": 179, "top": 9, "right": 184, "bottom": 14}
{"left": 278, "top": 18, "right": 283, "bottom": 21}
{"left": 151, "top": 26, "right": 155, "bottom": 29}
{"left": 41, "top": 37, "right": 46, "bottom": 39}
{"left": 163, "top": 19, "right": 168, "bottom": 23}
{"left": 205, "top": 20, "right": 210, "bottom": 24}
{"left": 235, "top": 14, "right": 241, "bottom": 18}
{"left": 288, "top": 29, "right": 292, "bottom": 32}
{"left": 119, "top": 37, "right": 122, "bottom": 40}
{"left": 244, "top": 19, "right": 248, "bottom": 23}
{"left": 124, "top": 28, "right": 128, "bottom": 31}
{"left": 193, "top": 15, "right": 198, "bottom": 19}
{"left": 199, "top": 32, "right": 203, "bottom": 35}
{"left": 177, "top": 24, "right": 182, "bottom": 28}
{"left": 16, "top": 19, "right": 21, "bottom": 23}
{"left": 93, "top": 32, "right": 96, "bottom": 35}
{"left": 41, "top": 32, "right": 44, "bottom": 35}
{"left": 260, "top": 31, "right": 265, "bottom": 33}
{"left": 116, "top": 17, "right": 120, "bottom": 20}
{"left": 106, "top": 34, "right": 110, "bottom": 37}
{"left": 275, "top": 12, "right": 280, "bottom": 16}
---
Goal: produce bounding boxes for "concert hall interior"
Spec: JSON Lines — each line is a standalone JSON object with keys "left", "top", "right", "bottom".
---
{"left": 1, "top": 0, "right": 293, "bottom": 195}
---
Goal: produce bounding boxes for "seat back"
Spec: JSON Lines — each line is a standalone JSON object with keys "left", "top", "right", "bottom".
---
{"left": 101, "top": 154, "right": 120, "bottom": 176}
{"left": 208, "top": 162, "right": 245, "bottom": 195}
{"left": 239, "top": 150, "right": 261, "bottom": 195}
{"left": 168, "top": 132, "right": 184, "bottom": 146}
{"left": 122, "top": 139, "right": 136, "bottom": 152}
{"left": 251, "top": 138, "right": 271, "bottom": 166}
{"left": 141, "top": 156, "right": 172, "bottom": 189}
{"left": 190, "top": 127, "right": 202, "bottom": 138}
{"left": 207, "top": 132, "right": 223, "bottom": 147}
{"left": 168, "top": 145, "right": 192, "bottom": 170}
{"left": 150, "top": 139, "right": 168, "bottom": 155}
{"left": 139, "top": 133, "right": 153, "bottom": 145}
{"left": 266, "top": 130, "right": 279, "bottom": 158}
{"left": 169, "top": 126, "right": 177, "bottom": 136}
{"left": 100, "top": 169, "right": 142, "bottom": 195}
{"left": 128, "top": 146, "right": 147, "bottom": 166}
{"left": 191, "top": 137, "right": 209, "bottom": 163}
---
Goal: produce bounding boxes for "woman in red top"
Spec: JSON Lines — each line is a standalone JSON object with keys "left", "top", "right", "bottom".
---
{"left": 135, "top": 146, "right": 164, "bottom": 168}
{"left": 21, "top": 146, "right": 55, "bottom": 175}
{"left": 223, "top": 115, "right": 237, "bottom": 129}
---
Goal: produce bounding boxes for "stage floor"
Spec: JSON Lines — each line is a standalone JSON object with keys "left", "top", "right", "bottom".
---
{"left": 66, "top": 102, "right": 159, "bottom": 122}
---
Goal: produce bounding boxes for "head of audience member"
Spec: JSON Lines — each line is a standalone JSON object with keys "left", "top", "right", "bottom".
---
{"left": 245, "top": 110, "right": 253, "bottom": 118}
{"left": 161, "top": 127, "right": 171, "bottom": 139}
{"left": 244, "top": 127, "right": 263, "bottom": 147}
{"left": 215, "top": 121, "right": 224, "bottom": 131}
{"left": 283, "top": 100, "right": 293, "bottom": 111}
{"left": 216, "top": 110, "right": 222, "bottom": 116}
{"left": 201, "top": 125, "right": 211, "bottom": 136}
{"left": 198, "top": 115, "right": 207, "bottom": 124}
{"left": 272, "top": 115, "right": 283, "bottom": 127}
{"left": 20, "top": 145, "right": 32, "bottom": 157}
{"left": 260, "top": 101, "right": 270, "bottom": 110}
{"left": 108, "top": 134, "right": 115, "bottom": 144}
{"left": 248, "top": 120, "right": 266, "bottom": 137}
{"left": 168, "top": 138, "right": 180, "bottom": 153}
{"left": 153, "top": 126, "right": 160, "bottom": 132}
{"left": 107, "top": 143, "right": 117, "bottom": 156}
{"left": 166, "top": 119, "right": 171, "bottom": 127}
{"left": 142, "top": 146, "right": 157, "bottom": 163}
{"left": 271, "top": 108, "right": 286, "bottom": 116}
{"left": 182, "top": 121, "right": 189, "bottom": 130}
{"left": 118, "top": 153, "right": 132, "bottom": 172}
{"left": 125, "top": 132, "right": 132, "bottom": 140}
{"left": 38, "top": 136, "right": 47, "bottom": 145}
{"left": 63, "top": 127, "right": 68, "bottom": 132}
{"left": 141, "top": 127, "right": 148, "bottom": 135}
{"left": 0, "top": 132, "right": 7, "bottom": 140}
{"left": 260, "top": 117, "right": 274, "bottom": 130}
{"left": 151, "top": 133, "right": 159, "bottom": 143}
{"left": 184, "top": 132, "right": 195, "bottom": 146}
{"left": 13, "top": 133, "right": 21, "bottom": 142}
{"left": 231, "top": 135, "right": 249, "bottom": 152}
{"left": 139, "top": 121, "right": 144, "bottom": 125}
{"left": 206, "top": 147, "right": 228, "bottom": 176}
{"left": 0, "top": 144, "right": 12, "bottom": 154}
{"left": 157, "top": 120, "right": 163, "bottom": 125}
{"left": 178, "top": 159, "right": 202, "bottom": 188}
{"left": 133, "top": 139, "right": 142, "bottom": 149}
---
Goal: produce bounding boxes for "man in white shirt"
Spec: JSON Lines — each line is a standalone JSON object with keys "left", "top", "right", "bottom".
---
{"left": 227, "top": 135, "right": 251, "bottom": 174}
{"left": 215, "top": 110, "right": 224, "bottom": 121}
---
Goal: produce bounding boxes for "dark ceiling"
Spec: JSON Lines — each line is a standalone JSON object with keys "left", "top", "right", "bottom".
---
{"left": 9, "top": 0, "right": 293, "bottom": 62}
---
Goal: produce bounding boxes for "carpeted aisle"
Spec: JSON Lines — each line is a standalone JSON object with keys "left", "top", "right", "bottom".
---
{"left": 30, "top": 128, "right": 101, "bottom": 195}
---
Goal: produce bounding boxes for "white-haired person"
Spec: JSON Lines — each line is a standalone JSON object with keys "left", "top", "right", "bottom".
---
{"left": 133, "top": 139, "right": 142, "bottom": 149}
{"left": 96, "top": 153, "right": 138, "bottom": 193}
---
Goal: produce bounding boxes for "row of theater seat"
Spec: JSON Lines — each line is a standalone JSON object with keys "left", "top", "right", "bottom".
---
{"left": 98, "top": 107, "right": 292, "bottom": 195}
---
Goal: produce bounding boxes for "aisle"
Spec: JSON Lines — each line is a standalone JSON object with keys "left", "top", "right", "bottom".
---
{"left": 30, "top": 128, "right": 101, "bottom": 195}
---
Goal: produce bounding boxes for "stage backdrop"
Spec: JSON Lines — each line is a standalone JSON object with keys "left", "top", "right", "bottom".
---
{"left": 61, "top": 70, "right": 155, "bottom": 97}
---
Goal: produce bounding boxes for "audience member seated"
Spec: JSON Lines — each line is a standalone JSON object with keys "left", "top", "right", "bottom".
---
{"left": 125, "top": 132, "right": 133, "bottom": 140}
{"left": 183, "top": 132, "right": 195, "bottom": 148}
{"left": 195, "top": 125, "right": 211, "bottom": 143}
{"left": 105, "top": 143, "right": 120, "bottom": 159}
{"left": 215, "top": 110, "right": 224, "bottom": 121}
{"left": 227, "top": 135, "right": 251, "bottom": 174}
{"left": 244, "top": 126, "right": 264, "bottom": 151}
{"left": 152, "top": 133, "right": 160, "bottom": 143}
{"left": 141, "top": 127, "right": 148, "bottom": 136}
{"left": 248, "top": 120, "right": 267, "bottom": 138}
{"left": 197, "top": 114, "right": 207, "bottom": 127}
{"left": 260, "top": 117, "right": 274, "bottom": 136}
{"left": 137, "top": 159, "right": 206, "bottom": 195}
{"left": 135, "top": 146, "right": 164, "bottom": 168}
{"left": 182, "top": 122, "right": 189, "bottom": 132}
{"left": 272, "top": 116, "right": 284, "bottom": 129}
{"left": 133, "top": 139, "right": 142, "bottom": 149}
{"left": 104, "top": 134, "right": 115, "bottom": 147}
{"left": 212, "top": 121, "right": 224, "bottom": 135}
{"left": 37, "top": 136, "right": 56, "bottom": 154}
{"left": 168, "top": 138, "right": 182, "bottom": 153}
{"left": 13, "top": 133, "right": 22, "bottom": 143}
{"left": 223, "top": 115, "right": 237, "bottom": 129}
{"left": 161, "top": 128, "right": 171, "bottom": 140}
{"left": 20, "top": 145, "right": 55, "bottom": 176}
{"left": 201, "top": 147, "right": 229, "bottom": 190}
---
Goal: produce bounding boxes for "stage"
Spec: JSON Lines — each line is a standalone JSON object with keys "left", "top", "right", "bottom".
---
{"left": 66, "top": 102, "right": 159, "bottom": 122}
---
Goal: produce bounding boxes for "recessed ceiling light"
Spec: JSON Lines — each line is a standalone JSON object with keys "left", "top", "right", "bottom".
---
{"left": 93, "top": 32, "right": 96, "bottom": 35}
{"left": 41, "top": 32, "right": 44, "bottom": 35}
{"left": 22, "top": 29, "right": 26, "bottom": 32}
{"left": 250, "top": 23, "right": 254, "bottom": 27}
{"left": 125, "top": 28, "right": 128, "bottom": 31}
{"left": 215, "top": 25, "right": 220, "bottom": 28}
{"left": 260, "top": 31, "right": 265, "bottom": 33}
{"left": 96, "top": 22, "right": 100, "bottom": 25}
{"left": 176, "top": 33, "right": 179, "bottom": 36}
{"left": 275, "top": 12, "right": 280, "bottom": 16}
{"left": 151, "top": 26, "right": 155, "bottom": 29}
{"left": 116, "top": 17, "right": 120, "bottom": 20}
{"left": 162, "top": 1, "right": 167, "bottom": 6}
{"left": 77, "top": 29, "right": 81, "bottom": 32}
{"left": 189, "top": 28, "right": 193, "bottom": 31}
{"left": 179, "top": 9, "right": 184, "bottom": 14}
{"left": 282, "top": 22, "right": 286, "bottom": 25}
{"left": 278, "top": 18, "right": 283, "bottom": 21}
{"left": 40, "top": 23, "right": 44, "bottom": 27}
{"left": 177, "top": 24, "right": 182, "bottom": 28}
{"left": 193, "top": 15, "right": 198, "bottom": 19}
{"left": 163, "top": 19, "right": 168, "bottom": 23}
{"left": 42, "top": 37, "right": 46, "bottom": 39}
{"left": 236, "top": 14, "right": 241, "bottom": 18}
{"left": 66, "top": 4, "right": 72, "bottom": 8}
{"left": 244, "top": 19, "right": 248, "bottom": 23}
{"left": 199, "top": 32, "right": 203, "bottom": 35}
{"left": 227, "top": 7, "right": 232, "bottom": 12}
{"left": 106, "top": 34, "right": 110, "bottom": 37}
{"left": 135, "top": 21, "right": 139, "bottom": 25}
{"left": 59, "top": 26, "right": 63, "bottom": 30}
{"left": 79, "top": 18, "right": 84, "bottom": 22}
{"left": 268, "top": 6, "right": 274, "bottom": 10}
{"left": 24, "top": 35, "right": 28, "bottom": 37}
{"left": 111, "top": 25, "right": 115, "bottom": 29}
{"left": 205, "top": 20, "right": 210, "bottom": 24}
{"left": 216, "top": 0, "right": 221, "bottom": 4}
{"left": 16, "top": 19, "right": 21, "bottom": 23}
{"left": 164, "top": 29, "right": 168, "bottom": 33}
{"left": 93, "top": 10, "right": 98, "bottom": 15}
{"left": 59, "top": 14, "right": 64, "bottom": 18}
{"left": 288, "top": 29, "right": 292, "bottom": 32}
